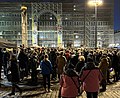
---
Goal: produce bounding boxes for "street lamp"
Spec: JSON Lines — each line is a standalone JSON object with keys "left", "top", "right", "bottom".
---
{"left": 88, "top": 0, "right": 103, "bottom": 48}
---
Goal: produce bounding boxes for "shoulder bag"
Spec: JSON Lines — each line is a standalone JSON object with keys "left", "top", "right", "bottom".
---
{"left": 71, "top": 70, "right": 92, "bottom": 96}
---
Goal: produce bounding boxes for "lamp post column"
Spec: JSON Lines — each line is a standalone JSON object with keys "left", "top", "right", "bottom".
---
{"left": 21, "top": 6, "right": 28, "bottom": 48}
{"left": 88, "top": 0, "right": 103, "bottom": 48}
{"left": 95, "top": 3, "right": 98, "bottom": 48}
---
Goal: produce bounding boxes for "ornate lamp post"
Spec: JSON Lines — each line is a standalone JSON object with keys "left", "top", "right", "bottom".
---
{"left": 88, "top": 0, "right": 103, "bottom": 48}
{"left": 21, "top": 6, "right": 28, "bottom": 48}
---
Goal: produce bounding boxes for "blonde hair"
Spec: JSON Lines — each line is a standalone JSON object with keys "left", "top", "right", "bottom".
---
{"left": 79, "top": 56, "right": 85, "bottom": 61}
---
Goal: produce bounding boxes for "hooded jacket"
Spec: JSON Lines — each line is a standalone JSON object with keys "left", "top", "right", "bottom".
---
{"left": 60, "top": 66, "right": 79, "bottom": 97}
{"left": 80, "top": 62, "right": 103, "bottom": 92}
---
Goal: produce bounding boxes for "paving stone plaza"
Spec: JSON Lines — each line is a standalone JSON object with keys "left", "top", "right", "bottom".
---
{"left": 0, "top": 76, "right": 120, "bottom": 98}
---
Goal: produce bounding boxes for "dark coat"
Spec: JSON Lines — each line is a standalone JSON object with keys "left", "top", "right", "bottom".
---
{"left": 99, "top": 57, "right": 109, "bottom": 80}
{"left": 49, "top": 50, "right": 57, "bottom": 67}
{"left": 70, "top": 54, "right": 79, "bottom": 67}
{"left": 0, "top": 49, "right": 3, "bottom": 65}
{"left": 75, "top": 61, "right": 85, "bottom": 73}
{"left": 64, "top": 68, "right": 78, "bottom": 77}
{"left": 30, "top": 55, "right": 38, "bottom": 82}
{"left": 112, "top": 54, "right": 119, "bottom": 70}
{"left": 10, "top": 56, "right": 20, "bottom": 83}
{"left": 2, "top": 51, "right": 10, "bottom": 65}
{"left": 40, "top": 60, "right": 53, "bottom": 75}
{"left": 18, "top": 51, "right": 28, "bottom": 69}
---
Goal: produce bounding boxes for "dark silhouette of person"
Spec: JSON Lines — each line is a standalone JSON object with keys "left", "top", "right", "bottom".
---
{"left": 0, "top": 48, "right": 3, "bottom": 80}
{"left": 8, "top": 54, "right": 22, "bottom": 96}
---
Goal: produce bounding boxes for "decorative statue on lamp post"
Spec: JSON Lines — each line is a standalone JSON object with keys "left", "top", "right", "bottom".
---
{"left": 21, "top": 6, "right": 28, "bottom": 48}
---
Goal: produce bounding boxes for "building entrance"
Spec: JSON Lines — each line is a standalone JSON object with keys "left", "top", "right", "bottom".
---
{"left": 32, "top": 3, "right": 63, "bottom": 47}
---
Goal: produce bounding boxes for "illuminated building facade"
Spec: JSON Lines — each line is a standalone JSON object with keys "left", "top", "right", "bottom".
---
{"left": 0, "top": 1, "right": 114, "bottom": 48}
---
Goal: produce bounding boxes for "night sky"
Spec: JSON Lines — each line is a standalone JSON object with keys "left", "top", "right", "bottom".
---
{"left": 114, "top": 0, "right": 120, "bottom": 31}
{"left": 0, "top": 0, "right": 120, "bottom": 30}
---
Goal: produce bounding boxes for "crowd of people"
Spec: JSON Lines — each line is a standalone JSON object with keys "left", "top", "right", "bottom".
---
{"left": 0, "top": 45, "right": 120, "bottom": 98}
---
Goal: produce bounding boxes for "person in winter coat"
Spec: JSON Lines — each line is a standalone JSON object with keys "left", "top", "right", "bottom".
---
{"left": 8, "top": 54, "right": 22, "bottom": 96}
{"left": 80, "top": 57, "right": 103, "bottom": 98}
{"left": 59, "top": 63, "right": 79, "bottom": 98}
{"left": 99, "top": 55, "right": 109, "bottom": 92}
{"left": 56, "top": 51, "right": 67, "bottom": 80}
{"left": 40, "top": 54, "right": 53, "bottom": 92}
{"left": 69, "top": 52, "right": 79, "bottom": 67}
{"left": 2, "top": 48, "right": 10, "bottom": 76}
{"left": 30, "top": 52, "right": 38, "bottom": 85}
{"left": 49, "top": 48, "right": 57, "bottom": 80}
{"left": 0, "top": 48, "right": 3, "bottom": 80}
{"left": 75, "top": 55, "right": 85, "bottom": 74}
{"left": 18, "top": 48, "right": 28, "bottom": 78}
{"left": 112, "top": 51, "right": 120, "bottom": 82}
